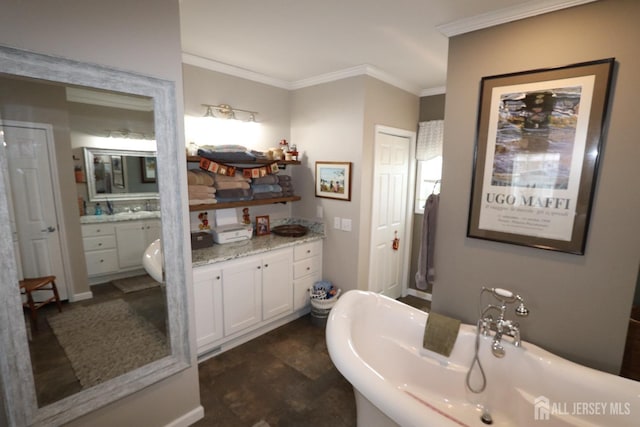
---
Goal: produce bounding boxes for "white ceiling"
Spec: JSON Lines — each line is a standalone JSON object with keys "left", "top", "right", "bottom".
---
{"left": 179, "top": 0, "right": 595, "bottom": 96}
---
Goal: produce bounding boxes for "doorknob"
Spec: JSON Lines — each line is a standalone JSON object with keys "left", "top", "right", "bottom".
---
{"left": 41, "top": 226, "right": 56, "bottom": 232}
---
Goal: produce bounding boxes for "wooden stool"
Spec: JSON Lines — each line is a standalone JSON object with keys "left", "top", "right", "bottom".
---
{"left": 19, "top": 276, "right": 62, "bottom": 332}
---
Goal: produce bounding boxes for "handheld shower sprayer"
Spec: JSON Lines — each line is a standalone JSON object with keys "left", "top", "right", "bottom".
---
{"left": 481, "top": 287, "right": 529, "bottom": 317}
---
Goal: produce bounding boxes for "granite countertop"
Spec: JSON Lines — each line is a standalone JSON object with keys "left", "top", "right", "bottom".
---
{"left": 80, "top": 211, "right": 161, "bottom": 224}
{"left": 192, "top": 218, "right": 325, "bottom": 267}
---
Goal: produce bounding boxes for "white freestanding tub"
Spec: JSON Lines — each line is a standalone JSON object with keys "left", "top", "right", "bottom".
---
{"left": 326, "top": 290, "right": 640, "bottom": 427}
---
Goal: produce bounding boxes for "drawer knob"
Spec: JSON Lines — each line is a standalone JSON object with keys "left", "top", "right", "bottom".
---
{"left": 96, "top": 229, "right": 101, "bottom": 233}
{"left": 307, "top": 250, "right": 311, "bottom": 254}
{"left": 264, "top": 264, "right": 269, "bottom": 268}
{"left": 98, "top": 243, "right": 102, "bottom": 246}
{"left": 100, "top": 259, "right": 104, "bottom": 263}
{"left": 306, "top": 267, "right": 310, "bottom": 271}
{"left": 216, "top": 276, "right": 220, "bottom": 280}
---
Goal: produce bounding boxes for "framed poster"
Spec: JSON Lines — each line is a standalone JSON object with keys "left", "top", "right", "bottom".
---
{"left": 467, "top": 58, "right": 614, "bottom": 254}
{"left": 141, "top": 156, "right": 157, "bottom": 183}
{"left": 111, "top": 155, "right": 125, "bottom": 188}
{"left": 315, "top": 161, "right": 352, "bottom": 201}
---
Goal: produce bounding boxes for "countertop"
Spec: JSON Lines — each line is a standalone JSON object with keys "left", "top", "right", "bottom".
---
{"left": 80, "top": 211, "right": 161, "bottom": 224}
{"left": 192, "top": 218, "right": 325, "bottom": 267}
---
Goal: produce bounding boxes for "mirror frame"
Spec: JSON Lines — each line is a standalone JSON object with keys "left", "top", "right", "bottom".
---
{"left": 83, "top": 147, "right": 160, "bottom": 202}
{"left": 0, "top": 46, "right": 190, "bottom": 426}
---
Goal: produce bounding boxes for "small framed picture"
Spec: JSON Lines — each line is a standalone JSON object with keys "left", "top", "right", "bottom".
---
{"left": 315, "top": 161, "right": 352, "bottom": 201}
{"left": 255, "top": 215, "right": 270, "bottom": 236}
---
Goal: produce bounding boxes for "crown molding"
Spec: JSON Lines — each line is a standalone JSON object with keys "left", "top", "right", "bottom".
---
{"left": 182, "top": 52, "right": 292, "bottom": 90}
{"left": 420, "top": 86, "right": 446, "bottom": 97}
{"left": 183, "top": 53, "right": 425, "bottom": 96}
{"left": 65, "top": 87, "right": 153, "bottom": 111}
{"left": 437, "top": 0, "right": 597, "bottom": 37}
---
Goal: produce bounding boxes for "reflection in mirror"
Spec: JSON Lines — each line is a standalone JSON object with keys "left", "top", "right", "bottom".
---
{"left": 83, "top": 148, "right": 159, "bottom": 202}
{"left": 0, "top": 46, "right": 189, "bottom": 427}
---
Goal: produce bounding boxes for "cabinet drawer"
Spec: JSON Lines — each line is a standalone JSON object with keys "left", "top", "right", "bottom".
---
{"left": 81, "top": 223, "right": 115, "bottom": 237}
{"left": 83, "top": 235, "right": 116, "bottom": 251}
{"left": 85, "top": 249, "right": 118, "bottom": 275}
{"left": 293, "top": 241, "right": 321, "bottom": 261}
{"left": 293, "top": 255, "right": 321, "bottom": 279}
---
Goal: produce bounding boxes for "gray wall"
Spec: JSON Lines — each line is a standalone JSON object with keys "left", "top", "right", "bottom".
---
{"left": 433, "top": 0, "right": 640, "bottom": 374}
{"left": 290, "top": 76, "right": 419, "bottom": 292}
{"left": 0, "top": 0, "right": 202, "bottom": 425}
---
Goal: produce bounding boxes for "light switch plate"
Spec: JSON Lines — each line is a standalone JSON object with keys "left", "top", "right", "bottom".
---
{"left": 334, "top": 217, "right": 341, "bottom": 229}
{"left": 341, "top": 218, "right": 352, "bottom": 232}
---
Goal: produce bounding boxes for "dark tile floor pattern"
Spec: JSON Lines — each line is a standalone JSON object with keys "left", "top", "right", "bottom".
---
{"left": 195, "top": 294, "right": 431, "bottom": 427}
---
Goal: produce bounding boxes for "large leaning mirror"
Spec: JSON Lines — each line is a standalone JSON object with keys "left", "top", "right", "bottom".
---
{"left": 0, "top": 46, "right": 189, "bottom": 426}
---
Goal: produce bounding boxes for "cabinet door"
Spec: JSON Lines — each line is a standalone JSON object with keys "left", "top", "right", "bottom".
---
{"left": 193, "top": 265, "right": 223, "bottom": 352}
{"left": 262, "top": 249, "right": 293, "bottom": 321}
{"left": 222, "top": 257, "right": 262, "bottom": 336}
{"left": 115, "top": 221, "right": 147, "bottom": 269}
{"left": 144, "top": 219, "right": 161, "bottom": 246}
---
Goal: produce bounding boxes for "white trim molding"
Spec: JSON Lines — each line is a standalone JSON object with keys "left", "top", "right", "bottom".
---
{"left": 437, "top": 0, "right": 598, "bottom": 37}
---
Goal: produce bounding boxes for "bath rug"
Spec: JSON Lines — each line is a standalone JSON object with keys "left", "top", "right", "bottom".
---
{"left": 47, "top": 299, "right": 168, "bottom": 388}
{"left": 112, "top": 274, "right": 159, "bottom": 293}
{"left": 252, "top": 421, "right": 271, "bottom": 427}
{"left": 423, "top": 312, "right": 461, "bottom": 357}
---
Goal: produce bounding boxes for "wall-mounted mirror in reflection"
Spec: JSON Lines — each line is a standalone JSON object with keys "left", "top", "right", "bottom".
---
{"left": 0, "top": 46, "right": 189, "bottom": 427}
{"left": 83, "top": 148, "right": 159, "bottom": 201}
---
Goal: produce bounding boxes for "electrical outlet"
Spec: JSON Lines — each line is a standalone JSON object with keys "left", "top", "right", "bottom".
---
{"left": 334, "top": 217, "right": 341, "bottom": 229}
{"left": 341, "top": 218, "right": 352, "bottom": 232}
{"left": 317, "top": 205, "right": 324, "bottom": 219}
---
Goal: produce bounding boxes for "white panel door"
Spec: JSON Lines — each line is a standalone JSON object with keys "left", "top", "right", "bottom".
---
{"left": 369, "top": 130, "right": 410, "bottom": 298}
{"left": 193, "top": 265, "right": 223, "bottom": 352}
{"left": 2, "top": 123, "right": 68, "bottom": 299}
{"left": 262, "top": 249, "right": 293, "bottom": 321}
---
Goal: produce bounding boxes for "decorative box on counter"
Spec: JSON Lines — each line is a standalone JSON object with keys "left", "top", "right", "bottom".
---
{"left": 191, "top": 231, "right": 213, "bottom": 250}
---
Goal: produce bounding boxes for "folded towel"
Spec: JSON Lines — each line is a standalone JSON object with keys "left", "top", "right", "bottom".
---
{"left": 251, "top": 184, "right": 283, "bottom": 194}
{"left": 251, "top": 175, "right": 279, "bottom": 185}
{"left": 213, "top": 174, "right": 251, "bottom": 183}
{"left": 423, "top": 312, "right": 461, "bottom": 357}
{"left": 187, "top": 170, "right": 215, "bottom": 186}
{"left": 214, "top": 181, "right": 251, "bottom": 190}
{"left": 215, "top": 188, "right": 253, "bottom": 202}
{"left": 253, "top": 191, "right": 284, "bottom": 200}
{"left": 188, "top": 198, "right": 217, "bottom": 205}
{"left": 188, "top": 184, "right": 216, "bottom": 193}
{"left": 277, "top": 175, "right": 291, "bottom": 182}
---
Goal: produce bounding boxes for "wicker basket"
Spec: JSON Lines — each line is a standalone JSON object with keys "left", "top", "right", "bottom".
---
{"left": 310, "top": 288, "right": 341, "bottom": 310}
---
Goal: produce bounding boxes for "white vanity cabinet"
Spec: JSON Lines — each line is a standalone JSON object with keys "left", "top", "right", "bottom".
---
{"left": 193, "top": 239, "right": 322, "bottom": 358}
{"left": 81, "top": 218, "right": 161, "bottom": 283}
{"left": 193, "top": 264, "right": 223, "bottom": 351}
{"left": 115, "top": 219, "right": 161, "bottom": 269}
{"left": 222, "top": 247, "right": 293, "bottom": 336}
{"left": 293, "top": 241, "right": 322, "bottom": 311}
{"left": 82, "top": 224, "right": 118, "bottom": 276}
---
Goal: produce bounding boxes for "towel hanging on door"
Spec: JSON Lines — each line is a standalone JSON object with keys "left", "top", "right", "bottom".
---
{"left": 415, "top": 192, "right": 439, "bottom": 290}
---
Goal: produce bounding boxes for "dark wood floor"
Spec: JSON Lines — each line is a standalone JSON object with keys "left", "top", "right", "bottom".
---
{"left": 26, "top": 280, "right": 167, "bottom": 407}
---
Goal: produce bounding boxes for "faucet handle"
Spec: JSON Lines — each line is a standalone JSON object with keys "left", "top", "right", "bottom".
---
{"left": 515, "top": 296, "right": 529, "bottom": 317}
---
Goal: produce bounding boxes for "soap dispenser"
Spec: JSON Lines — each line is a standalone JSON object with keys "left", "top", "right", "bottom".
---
{"left": 95, "top": 203, "right": 103, "bottom": 215}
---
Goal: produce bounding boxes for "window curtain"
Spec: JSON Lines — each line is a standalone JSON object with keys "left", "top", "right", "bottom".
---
{"left": 416, "top": 120, "right": 444, "bottom": 161}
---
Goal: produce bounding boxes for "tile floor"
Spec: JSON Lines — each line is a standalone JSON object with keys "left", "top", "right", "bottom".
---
{"left": 195, "top": 295, "right": 431, "bottom": 427}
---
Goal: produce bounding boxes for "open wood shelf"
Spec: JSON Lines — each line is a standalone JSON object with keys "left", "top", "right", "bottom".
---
{"left": 186, "top": 155, "right": 300, "bottom": 165}
{"left": 189, "top": 196, "right": 301, "bottom": 211}
{"left": 187, "top": 154, "right": 302, "bottom": 211}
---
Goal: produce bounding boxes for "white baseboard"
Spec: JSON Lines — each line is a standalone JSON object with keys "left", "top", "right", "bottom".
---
{"left": 164, "top": 405, "right": 204, "bottom": 427}
{"left": 70, "top": 291, "right": 93, "bottom": 302}
{"left": 407, "top": 288, "right": 432, "bottom": 301}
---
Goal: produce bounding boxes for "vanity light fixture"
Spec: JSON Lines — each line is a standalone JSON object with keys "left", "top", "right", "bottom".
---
{"left": 202, "top": 103, "right": 258, "bottom": 122}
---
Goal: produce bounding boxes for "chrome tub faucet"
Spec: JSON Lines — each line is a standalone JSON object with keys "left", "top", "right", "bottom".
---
{"left": 479, "top": 287, "right": 529, "bottom": 357}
